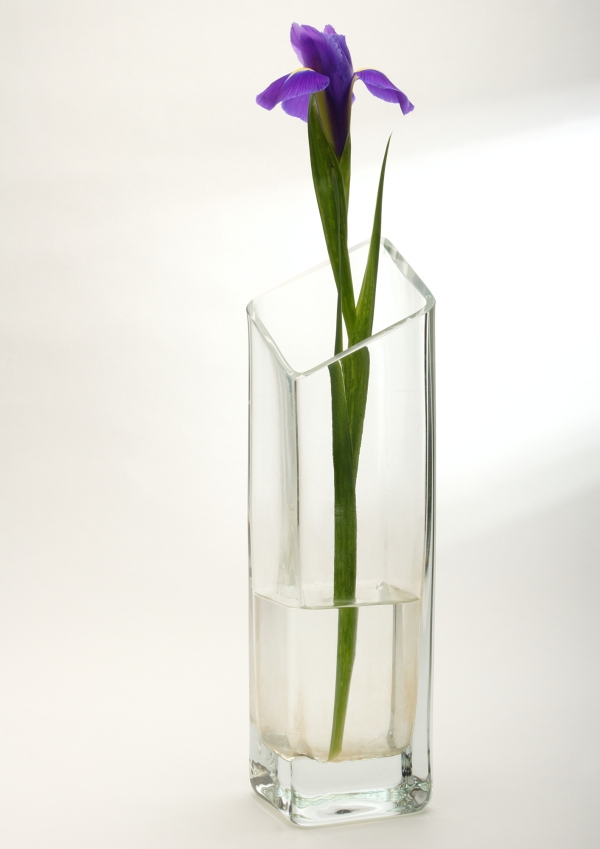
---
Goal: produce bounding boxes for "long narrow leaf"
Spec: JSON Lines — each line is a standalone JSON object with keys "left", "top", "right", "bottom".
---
{"left": 353, "top": 136, "right": 391, "bottom": 344}
{"left": 341, "top": 348, "right": 370, "bottom": 479}
{"left": 341, "top": 137, "right": 392, "bottom": 475}
{"left": 308, "top": 96, "right": 355, "bottom": 339}
{"left": 339, "top": 134, "right": 351, "bottom": 207}
{"left": 328, "top": 361, "right": 357, "bottom": 603}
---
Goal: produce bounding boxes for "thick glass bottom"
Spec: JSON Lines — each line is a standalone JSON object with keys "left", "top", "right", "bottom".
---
{"left": 249, "top": 726, "right": 431, "bottom": 827}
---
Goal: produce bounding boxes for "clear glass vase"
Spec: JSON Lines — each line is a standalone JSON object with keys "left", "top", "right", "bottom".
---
{"left": 247, "top": 239, "right": 435, "bottom": 826}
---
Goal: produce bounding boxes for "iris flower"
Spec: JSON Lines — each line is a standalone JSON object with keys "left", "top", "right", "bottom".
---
{"left": 256, "top": 23, "right": 414, "bottom": 158}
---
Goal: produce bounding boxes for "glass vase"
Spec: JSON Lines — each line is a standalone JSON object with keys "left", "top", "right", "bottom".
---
{"left": 247, "top": 239, "right": 435, "bottom": 826}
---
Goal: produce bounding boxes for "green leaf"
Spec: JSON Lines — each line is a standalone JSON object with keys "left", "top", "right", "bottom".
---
{"left": 352, "top": 136, "right": 391, "bottom": 345}
{"left": 334, "top": 290, "right": 343, "bottom": 357}
{"left": 341, "top": 347, "right": 370, "bottom": 480}
{"left": 308, "top": 96, "right": 355, "bottom": 340}
{"left": 339, "top": 134, "right": 351, "bottom": 207}
{"left": 328, "top": 361, "right": 357, "bottom": 604}
{"left": 340, "top": 137, "right": 391, "bottom": 479}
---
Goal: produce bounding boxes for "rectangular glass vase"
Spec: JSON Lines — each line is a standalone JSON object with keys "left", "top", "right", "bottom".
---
{"left": 247, "top": 239, "right": 435, "bottom": 826}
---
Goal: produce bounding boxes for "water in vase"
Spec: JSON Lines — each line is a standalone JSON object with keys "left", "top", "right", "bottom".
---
{"left": 251, "top": 581, "right": 421, "bottom": 764}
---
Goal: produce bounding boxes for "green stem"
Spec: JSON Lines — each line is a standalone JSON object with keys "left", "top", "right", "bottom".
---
{"left": 327, "top": 355, "right": 359, "bottom": 760}
{"left": 329, "top": 606, "right": 359, "bottom": 759}
{"left": 328, "top": 345, "right": 372, "bottom": 759}
{"left": 307, "top": 97, "right": 391, "bottom": 761}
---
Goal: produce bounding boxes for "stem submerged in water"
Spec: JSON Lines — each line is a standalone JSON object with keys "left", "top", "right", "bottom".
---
{"left": 329, "top": 606, "right": 359, "bottom": 759}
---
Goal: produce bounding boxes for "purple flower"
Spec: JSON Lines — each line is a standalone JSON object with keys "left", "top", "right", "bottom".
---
{"left": 256, "top": 24, "right": 414, "bottom": 157}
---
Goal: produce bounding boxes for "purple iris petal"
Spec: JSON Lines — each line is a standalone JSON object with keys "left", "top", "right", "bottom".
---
{"left": 323, "top": 25, "right": 352, "bottom": 68}
{"left": 256, "top": 68, "right": 329, "bottom": 112}
{"left": 289, "top": 23, "right": 355, "bottom": 157}
{"left": 290, "top": 22, "right": 307, "bottom": 65}
{"left": 290, "top": 24, "right": 330, "bottom": 74}
{"left": 281, "top": 93, "right": 311, "bottom": 121}
{"left": 354, "top": 69, "right": 414, "bottom": 115}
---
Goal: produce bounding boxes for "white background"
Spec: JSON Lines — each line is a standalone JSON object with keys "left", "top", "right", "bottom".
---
{"left": 1, "top": 2, "right": 599, "bottom": 846}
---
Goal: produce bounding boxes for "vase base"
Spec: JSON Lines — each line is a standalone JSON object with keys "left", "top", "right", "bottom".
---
{"left": 249, "top": 731, "right": 431, "bottom": 827}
